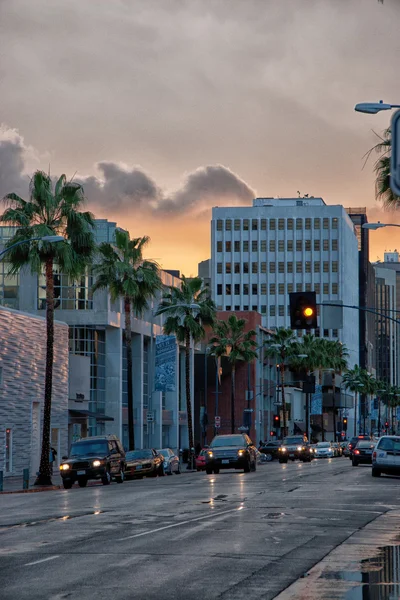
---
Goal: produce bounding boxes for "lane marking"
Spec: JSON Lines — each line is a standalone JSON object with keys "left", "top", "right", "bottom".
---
{"left": 24, "top": 555, "right": 60, "bottom": 566}
{"left": 118, "top": 507, "right": 243, "bottom": 541}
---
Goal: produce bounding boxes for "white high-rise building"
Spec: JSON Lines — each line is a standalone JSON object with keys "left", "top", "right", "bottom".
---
{"left": 211, "top": 197, "right": 359, "bottom": 367}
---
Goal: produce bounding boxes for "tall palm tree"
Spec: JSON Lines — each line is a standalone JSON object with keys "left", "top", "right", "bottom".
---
{"left": 1, "top": 170, "right": 95, "bottom": 485}
{"left": 155, "top": 276, "right": 215, "bottom": 468}
{"left": 365, "top": 128, "right": 399, "bottom": 208}
{"left": 209, "top": 315, "right": 258, "bottom": 434}
{"left": 93, "top": 231, "right": 162, "bottom": 451}
{"left": 343, "top": 365, "right": 364, "bottom": 436}
{"left": 264, "top": 328, "right": 300, "bottom": 437}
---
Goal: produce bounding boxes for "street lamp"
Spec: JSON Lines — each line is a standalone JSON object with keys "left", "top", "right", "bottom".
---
{"left": 0, "top": 235, "right": 64, "bottom": 259}
{"left": 362, "top": 222, "right": 400, "bottom": 231}
{"left": 354, "top": 101, "right": 400, "bottom": 115}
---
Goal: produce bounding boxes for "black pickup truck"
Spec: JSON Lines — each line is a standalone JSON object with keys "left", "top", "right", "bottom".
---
{"left": 278, "top": 436, "right": 314, "bottom": 463}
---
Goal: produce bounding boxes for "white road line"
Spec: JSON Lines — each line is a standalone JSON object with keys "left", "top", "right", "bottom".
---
{"left": 300, "top": 507, "right": 382, "bottom": 514}
{"left": 118, "top": 507, "right": 243, "bottom": 541}
{"left": 24, "top": 555, "right": 60, "bottom": 566}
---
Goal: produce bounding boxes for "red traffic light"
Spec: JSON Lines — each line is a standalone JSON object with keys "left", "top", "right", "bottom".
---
{"left": 273, "top": 415, "right": 280, "bottom": 423}
{"left": 385, "top": 422, "right": 389, "bottom": 428}
{"left": 270, "top": 431, "right": 276, "bottom": 437}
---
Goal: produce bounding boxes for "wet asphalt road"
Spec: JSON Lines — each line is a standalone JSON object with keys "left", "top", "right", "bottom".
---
{"left": 1, "top": 457, "right": 400, "bottom": 600}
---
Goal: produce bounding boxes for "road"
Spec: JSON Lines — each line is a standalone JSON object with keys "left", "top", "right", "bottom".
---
{"left": 1, "top": 458, "right": 400, "bottom": 600}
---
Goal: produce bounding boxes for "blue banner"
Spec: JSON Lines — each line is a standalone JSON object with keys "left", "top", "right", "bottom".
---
{"left": 155, "top": 335, "right": 177, "bottom": 392}
{"left": 311, "top": 384, "right": 323, "bottom": 415}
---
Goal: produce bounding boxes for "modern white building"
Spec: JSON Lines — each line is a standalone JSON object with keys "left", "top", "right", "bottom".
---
{"left": 211, "top": 197, "right": 360, "bottom": 367}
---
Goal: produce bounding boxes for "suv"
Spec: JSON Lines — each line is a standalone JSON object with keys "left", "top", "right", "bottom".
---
{"left": 205, "top": 434, "right": 257, "bottom": 474}
{"left": 372, "top": 436, "right": 400, "bottom": 477}
{"left": 278, "top": 436, "right": 314, "bottom": 463}
{"left": 60, "top": 435, "right": 125, "bottom": 489}
{"left": 259, "top": 441, "right": 281, "bottom": 462}
{"left": 348, "top": 435, "right": 371, "bottom": 460}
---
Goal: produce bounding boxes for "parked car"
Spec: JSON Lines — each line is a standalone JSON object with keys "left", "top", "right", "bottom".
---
{"left": 195, "top": 449, "right": 207, "bottom": 471}
{"left": 314, "top": 442, "right": 334, "bottom": 458}
{"left": 278, "top": 436, "right": 314, "bottom": 463}
{"left": 352, "top": 440, "right": 376, "bottom": 466}
{"left": 59, "top": 435, "right": 125, "bottom": 489}
{"left": 259, "top": 441, "right": 281, "bottom": 462}
{"left": 372, "top": 436, "right": 400, "bottom": 477}
{"left": 348, "top": 435, "right": 371, "bottom": 459}
{"left": 124, "top": 449, "right": 164, "bottom": 479}
{"left": 205, "top": 434, "right": 257, "bottom": 474}
{"left": 158, "top": 448, "right": 181, "bottom": 475}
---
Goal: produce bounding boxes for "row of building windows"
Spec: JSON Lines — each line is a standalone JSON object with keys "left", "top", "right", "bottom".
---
{"left": 217, "top": 261, "right": 339, "bottom": 274}
{"left": 217, "top": 282, "right": 339, "bottom": 296}
{"left": 216, "top": 217, "right": 339, "bottom": 231}
{"left": 216, "top": 239, "right": 338, "bottom": 253}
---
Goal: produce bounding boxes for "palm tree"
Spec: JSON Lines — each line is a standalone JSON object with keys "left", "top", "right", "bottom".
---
{"left": 93, "top": 231, "right": 162, "bottom": 451}
{"left": 343, "top": 365, "right": 364, "bottom": 436}
{"left": 1, "top": 170, "right": 95, "bottom": 485}
{"left": 155, "top": 276, "right": 215, "bottom": 468}
{"left": 264, "top": 328, "right": 300, "bottom": 437}
{"left": 209, "top": 315, "right": 258, "bottom": 434}
{"left": 365, "top": 128, "right": 399, "bottom": 208}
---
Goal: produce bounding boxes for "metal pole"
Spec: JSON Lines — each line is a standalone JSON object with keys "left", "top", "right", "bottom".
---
{"left": 378, "top": 395, "right": 381, "bottom": 434}
{"left": 204, "top": 349, "right": 208, "bottom": 446}
{"left": 215, "top": 357, "right": 219, "bottom": 437}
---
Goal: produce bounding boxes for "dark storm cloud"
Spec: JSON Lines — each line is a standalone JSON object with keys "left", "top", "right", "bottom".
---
{"left": 0, "top": 129, "right": 29, "bottom": 199}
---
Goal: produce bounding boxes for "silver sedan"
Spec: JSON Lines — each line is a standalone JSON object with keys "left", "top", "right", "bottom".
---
{"left": 158, "top": 448, "right": 181, "bottom": 475}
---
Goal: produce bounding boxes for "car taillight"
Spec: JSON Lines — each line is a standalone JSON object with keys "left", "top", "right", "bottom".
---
{"left": 349, "top": 444, "right": 352, "bottom": 449}
{"left": 355, "top": 450, "right": 360, "bottom": 454}
{"left": 373, "top": 451, "right": 377, "bottom": 459}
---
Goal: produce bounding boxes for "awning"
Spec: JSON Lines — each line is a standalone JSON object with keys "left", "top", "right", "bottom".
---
{"left": 69, "top": 409, "right": 114, "bottom": 422}
{"left": 294, "top": 421, "right": 305, "bottom": 434}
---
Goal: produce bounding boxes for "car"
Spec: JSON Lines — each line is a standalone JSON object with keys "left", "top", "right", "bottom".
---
{"left": 348, "top": 435, "right": 371, "bottom": 459}
{"left": 259, "top": 441, "right": 282, "bottom": 462}
{"left": 278, "top": 436, "right": 313, "bottom": 463}
{"left": 332, "top": 443, "right": 342, "bottom": 457}
{"left": 372, "top": 435, "right": 400, "bottom": 477}
{"left": 314, "top": 442, "right": 334, "bottom": 458}
{"left": 205, "top": 434, "right": 257, "bottom": 474}
{"left": 195, "top": 449, "right": 207, "bottom": 471}
{"left": 158, "top": 448, "right": 181, "bottom": 475}
{"left": 124, "top": 449, "right": 164, "bottom": 479}
{"left": 340, "top": 442, "right": 349, "bottom": 456}
{"left": 352, "top": 440, "right": 376, "bottom": 466}
{"left": 59, "top": 435, "right": 125, "bottom": 489}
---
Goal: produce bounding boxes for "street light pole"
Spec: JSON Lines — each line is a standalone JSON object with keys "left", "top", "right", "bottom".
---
{"left": 0, "top": 235, "right": 64, "bottom": 260}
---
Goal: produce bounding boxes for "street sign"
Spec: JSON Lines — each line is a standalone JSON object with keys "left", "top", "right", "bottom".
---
{"left": 273, "top": 401, "right": 282, "bottom": 406}
{"left": 215, "top": 416, "right": 221, "bottom": 428}
{"left": 147, "top": 411, "right": 154, "bottom": 423}
{"left": 391, "top": 110, "right": 400, "bottom": 196}
{"left": 238, "top": 425, "right": 249, "bottom": 431}
{"left": 244, "top": 408, "right": 254, "bottom": 413}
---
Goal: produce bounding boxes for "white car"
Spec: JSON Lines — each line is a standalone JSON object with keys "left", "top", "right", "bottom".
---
{"left": 314, "top": 442, "right": 334, "bottom": 458}
{"left": 372, "top": 436, "right": 400, "bottom": 477}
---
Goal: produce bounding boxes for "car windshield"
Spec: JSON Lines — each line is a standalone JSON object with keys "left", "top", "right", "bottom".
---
{"left": 357, "top": 442, "right": 374, "bottom": 448}
{"left": 378, "top": 438, "right": 400, "bottom": 451}
{"left": 211, "top": 435, "right": 244, "bottom": 447}
{"left": 158, "top": 449, "right": 171, "bottom": 458}
{"left": 283, "top": 437, "right": 304, "bottom": 445}
{"left": 199, "top": 449, "right": 207, "bottom": 456}
{"left": 317, "top": 442, "right": 330, "bottom": 448}
{"left": 126, "top": 450, "right": 153, "bottom": 460}
{"left": 70, "top": 441, "right": 108, "bottom": 457}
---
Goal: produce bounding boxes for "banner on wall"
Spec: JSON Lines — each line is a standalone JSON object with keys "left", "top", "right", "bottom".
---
{"left": 155, "top": 335, "right": 177, "bottom": 392}
{"left": 311, "top": 384, "right": 323, "bottom": 415}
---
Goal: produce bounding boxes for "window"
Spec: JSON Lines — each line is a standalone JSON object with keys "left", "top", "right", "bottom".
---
{"left": 332, "top": 261, "right": 338, "bottom": 272}
{"left": 216, "top": 220, "right": 223, "bottom": 231}
{"left": 243, "top": 284, "right": 249, "bottom": 295}
{"left": 314, "top": 261, "right": 320, "bottom": 273}
{"left": 323, "top": 218, "right": 329, "bottom": 229}
{"left": 323, "top": 283, "right": 329, "bottom": 295}
{"left": 243, "top": 305, "right": 248, "bottom": 311}
{"left": 261, "top": 240, "right": 267, "bottom": 252}
{"left": 252, "top": 219, "right": 258, "bottom": 231}
{"left": 296, "top": 283, "right": 302, "bottom": 292}
{"left": 235, "top": 305, "right": 240, "bottom": 311}
{"left": 296, "top": 218, "right": 302, "bottom": 230}
{"left": 278, "top": 240, "right": 284, "bottom": 252}
{"left": 288, "top": 284, "right": 293, "bottom": 293}
{"left": 332, "top": 283, "right": 338, "bottom": 295}
{"left": 278, "top": 305, "right": 284, "bottom": 316}
{"left": 250, "top": 305, "right": 256, "bottom": 311}
{"left": 305, "top": 283, "right": 311, "bottom": 292}
{"left": 305, "top": 262, "right": 311, "bottom": 273}
{"left": 234, "top": 241, "right": 240, "bottom": 252}
{"left": 287, "top": 219, "right": 294, "bottom": 230}
{"left": 296, "top": 262, "right": 302, "bottom": 273}
{"left": 287, "top": 262, "right": 293, "bottom": 273}
{"left": 332, "top": 218, "right": 338, "bottom": 229}
{"left": 269, "top": 262, "right": 276, "bottom": 273}
{"left": 261, "top": 219, "right": 267, "bottom": 230}
{"left": 296, "top": 240, "right": 302, "bottom": 252}
{"left": 269, "top": 240, "right": 276, "bottom": 252}
{"left": 270, "top": 305, "right": 276, "bottom": 316}
{"left": 324, "top": 329, "right": 329, "bottom": 337}
{"left": 323, "top": 261, "right": 329, "bottom": 273}
{"left": 226, "top": 305, "right": 231, "bottom": 311}
{"left": 314, "top": 240, "right": 320, "bottom": 251}
{"left": 225, "top": 241, "right": 231, "bottom": 252}
{"left": 278, "top": 283, "right": 285, "bottom": 295}
{"left": 270, "top": 219, "right": 276, "bottom": 230}
{"left": 243, "top": 262, "right": 249, "bottom": 273}
{"left": 278, "top": 262, "right": 285, "bottom": 273}
{"left": 225, "top": 263, "right": 231, "bottom": 274}
{"left": 314, "top": 218, "right": 320, "bottom": 229}
{"left": 225, "top": 284, "right": 231, "bottom": 295}
{"left": 252, "top": 241, "right": 258, "bottom": 252}
{"left": 225, "top": 220, "right": 232, "bottom": 231}
{"left": 217, "top": 241, "right": 222, "bottom": 252}
{"left": 261, "top": 305, "right": 267, "bottom": 314}
{"left": 217, "top": 284, "right": 222, "bottom": 295}
{"left": 315, "top": 328, "right": 320, "bottom": 337}
{"left": 261, "top": 262, "right": 267, "bottom": 273}
{"left": 234, "top": 284, "right": 240, "bottom": 295}
{"left": 270, "top": 283, "right": 276, "bottom": 294}
{"left": 315, "top": 283, "right": 320, "bottom": 294}
{"left": 287, "top": 240, "right": 293, "bottom": 251}
{"left": 243, "top": 241, "right": 249, "bottom": 252}
{"left": 243, "top": 219, "right": 249, "bottom": 230}
{"left": 234, "top": 219, "right": 240, "bottom": 231}
{"left": 39, "top": 267, "right": 93, "bottom": 311}
{"left": 234, "top": 262, "right": 240, "bottom": 274}
{"left": 217, "top": 263, "right": 222, "bottom": 274}
{"left": 5, "top": 428, "right": 12, "bottom": 472}
{"left": 252, "top": 284, "right": 258, "bottom": 295}
{"left": 305, "top": 240, "right": 311, "bottom": 251}
{"left": 261, "top": 283, "right": 267, "bottom": 294}
{"left": 332, "top": 239, "right": 338, "bottom": 251}
{"left": 323, "top": 239, "right": 329, "bottom": 251}
{"left": 305, "top": 218, "right": 311, "bottom": 230}
{"left": 252, "top": 262, "right": 258, "bottom": 274}
{"left": 332, "top": 329, "right": 338, "bottom": 337}
{"left": 278, "top": 218, "right": 285, "bottom": 230}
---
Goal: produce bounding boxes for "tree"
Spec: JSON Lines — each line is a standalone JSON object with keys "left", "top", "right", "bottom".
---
{"left": 264, "top": 328, "right": 300, "bottom": 437}
{"left": 1, "top": 171, "right": 95, "bottom": 485}
{"left": 93, "top": 231, "right": 162, "bottom": 451}
{"left": 343, "top": 365, "right": 364, "bottom": 436}
{"left": 365, "top": 128, "right": 399, "bottom": 209}
{"left": 209, "top": 315, "right": 258, "bottom": 434}
{"left": 155, "top": 276, "right": 215, "bottom": 468}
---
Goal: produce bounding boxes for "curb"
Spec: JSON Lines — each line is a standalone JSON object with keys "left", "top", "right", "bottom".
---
{"left": 0, "top": 485, "right": 62, "bottom": 495}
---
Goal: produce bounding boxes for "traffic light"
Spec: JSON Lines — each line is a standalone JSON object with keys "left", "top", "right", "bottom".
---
{"left": 289, "top": 292, "right": 318, "bottom": 330}
{"left": 385, "top": 421, "right": 389, "bottom": 429}
{"left": 270, "top": 431, "right": 276, "bottom": 437}
{"left": 343, "top": 417, "right": 348, "bottom": 431}
{"left": 273, "top": 415, "right": 280, "bottom": 428}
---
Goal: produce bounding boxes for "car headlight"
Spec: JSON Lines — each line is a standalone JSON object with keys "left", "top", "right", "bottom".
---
{"left": 309, "top": 448, "right": 313, "bottom": 453}
{"left": 92, "top": 460, "right": 102, "bottom": 467}
{"left": 297, "top": 446, "right": 302, "bottom": 451}
{"left": 208, "top": 451, "right": 213, "bottom": 457}
{"left": 60, "top": 464, "right": 70, "bottom": 471}
{"left": 238, "top": 450, "right": 244, "bottom": 456}
{"left": 280, "top": 447, "right": 286, "bottom": 452}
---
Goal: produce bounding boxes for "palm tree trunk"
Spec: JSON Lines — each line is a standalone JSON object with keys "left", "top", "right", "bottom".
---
{"left": 35, "top": 258, "right": 55, "bottom": 486}
{"left": 281, "top": 362, "right": 287, "bottom": 437}
{"left": 125, "top": 296, "right": 135, "bottom": 451}
{"left": 185, "top": 329, "right": 195, "bottom": 469}
{"left": 231, "top": 364, "right": 236, "bottom": 434}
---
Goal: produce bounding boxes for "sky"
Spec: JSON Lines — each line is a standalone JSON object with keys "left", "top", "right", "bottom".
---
{"left": 0, "top": 0, "right": 400, "bottom": 274}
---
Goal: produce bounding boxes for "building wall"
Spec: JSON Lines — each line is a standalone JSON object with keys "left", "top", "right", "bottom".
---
{"left": 374, "top": 266, "right": 398, "bottom": 387}
{"left": 0, "top": 308, "right": 69, "bottom": 476}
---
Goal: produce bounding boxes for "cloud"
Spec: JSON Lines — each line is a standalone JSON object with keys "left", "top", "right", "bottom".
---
{"left": 0, "top": 126, "right": 29, "bottom": 199}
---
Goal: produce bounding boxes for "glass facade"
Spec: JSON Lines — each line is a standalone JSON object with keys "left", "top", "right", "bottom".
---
{"left": 0, "top": 262, "right": 19, "bottom": 309}
{"left": 38, "top": 268, "right": 93, "bottom": 310}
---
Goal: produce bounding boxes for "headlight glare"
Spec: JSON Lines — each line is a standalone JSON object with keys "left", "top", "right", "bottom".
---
{"left": 60, "top": 464, "right": 70, "bottom": 471}
{"left": 238, "top": 449, "right": 244, "bottom": 455}
{"left": 297, "top": 446, "right": 302, "bottom": 451}
{"left": 281, "top": 447, "right": 286, "bottom": 452}
{"left": 92, "top": 460, "right": 102, "bottom": 467}
{"left": 208, "top": 451, "right": 213, "bottom": 457}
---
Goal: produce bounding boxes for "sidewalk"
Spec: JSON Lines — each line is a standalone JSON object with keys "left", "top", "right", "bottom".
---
{"left": 0, "top": 473, "right": 63, "bottom": 494}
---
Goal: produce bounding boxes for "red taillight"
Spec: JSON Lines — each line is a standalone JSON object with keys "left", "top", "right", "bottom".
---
{"left": 373, "top": 452, "right": 377, "bottom": 460}
{"left": 349, "top": 444, "right": 353, "bottom": 450}
{"left": 355, "top": 450, "right": 360, "bottom": 455}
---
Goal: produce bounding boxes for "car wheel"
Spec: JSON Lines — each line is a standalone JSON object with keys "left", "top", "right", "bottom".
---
{"left": 158, "top": 465, "right": 165, "bottom": 477}
{"left": 213, "top": 468, "right": 220, "bottom": 474}
{"left": 352, "top": 460, "right": 359, "bottom": 467}
{"left": 196, "top": 468, "right": 201, "bottom": 472}
{"left": 279, "top": 458, "right": 288, "bottom": 464}
{"left": 265, "top": 453, "right": 273, "bottom": 462}
{"left": 206, "top": 468, "right": 213, "bottom": 475}
{"left": 116, "top": 468, "right": 124, "bottom": 484}
{"left": 102, "top": 470, "right": 111, "bottom": 485}
{"left": 78, "top": 478, "right": 87, "bottom": 488}
{"left": 63, "top": 480, "right": 73, "bottom": 490}
{"left": 372, "top": 467, "right": 381, "bottom": 477}
{"left": 244, "top": 459, "right": 251, "bottom": 473}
